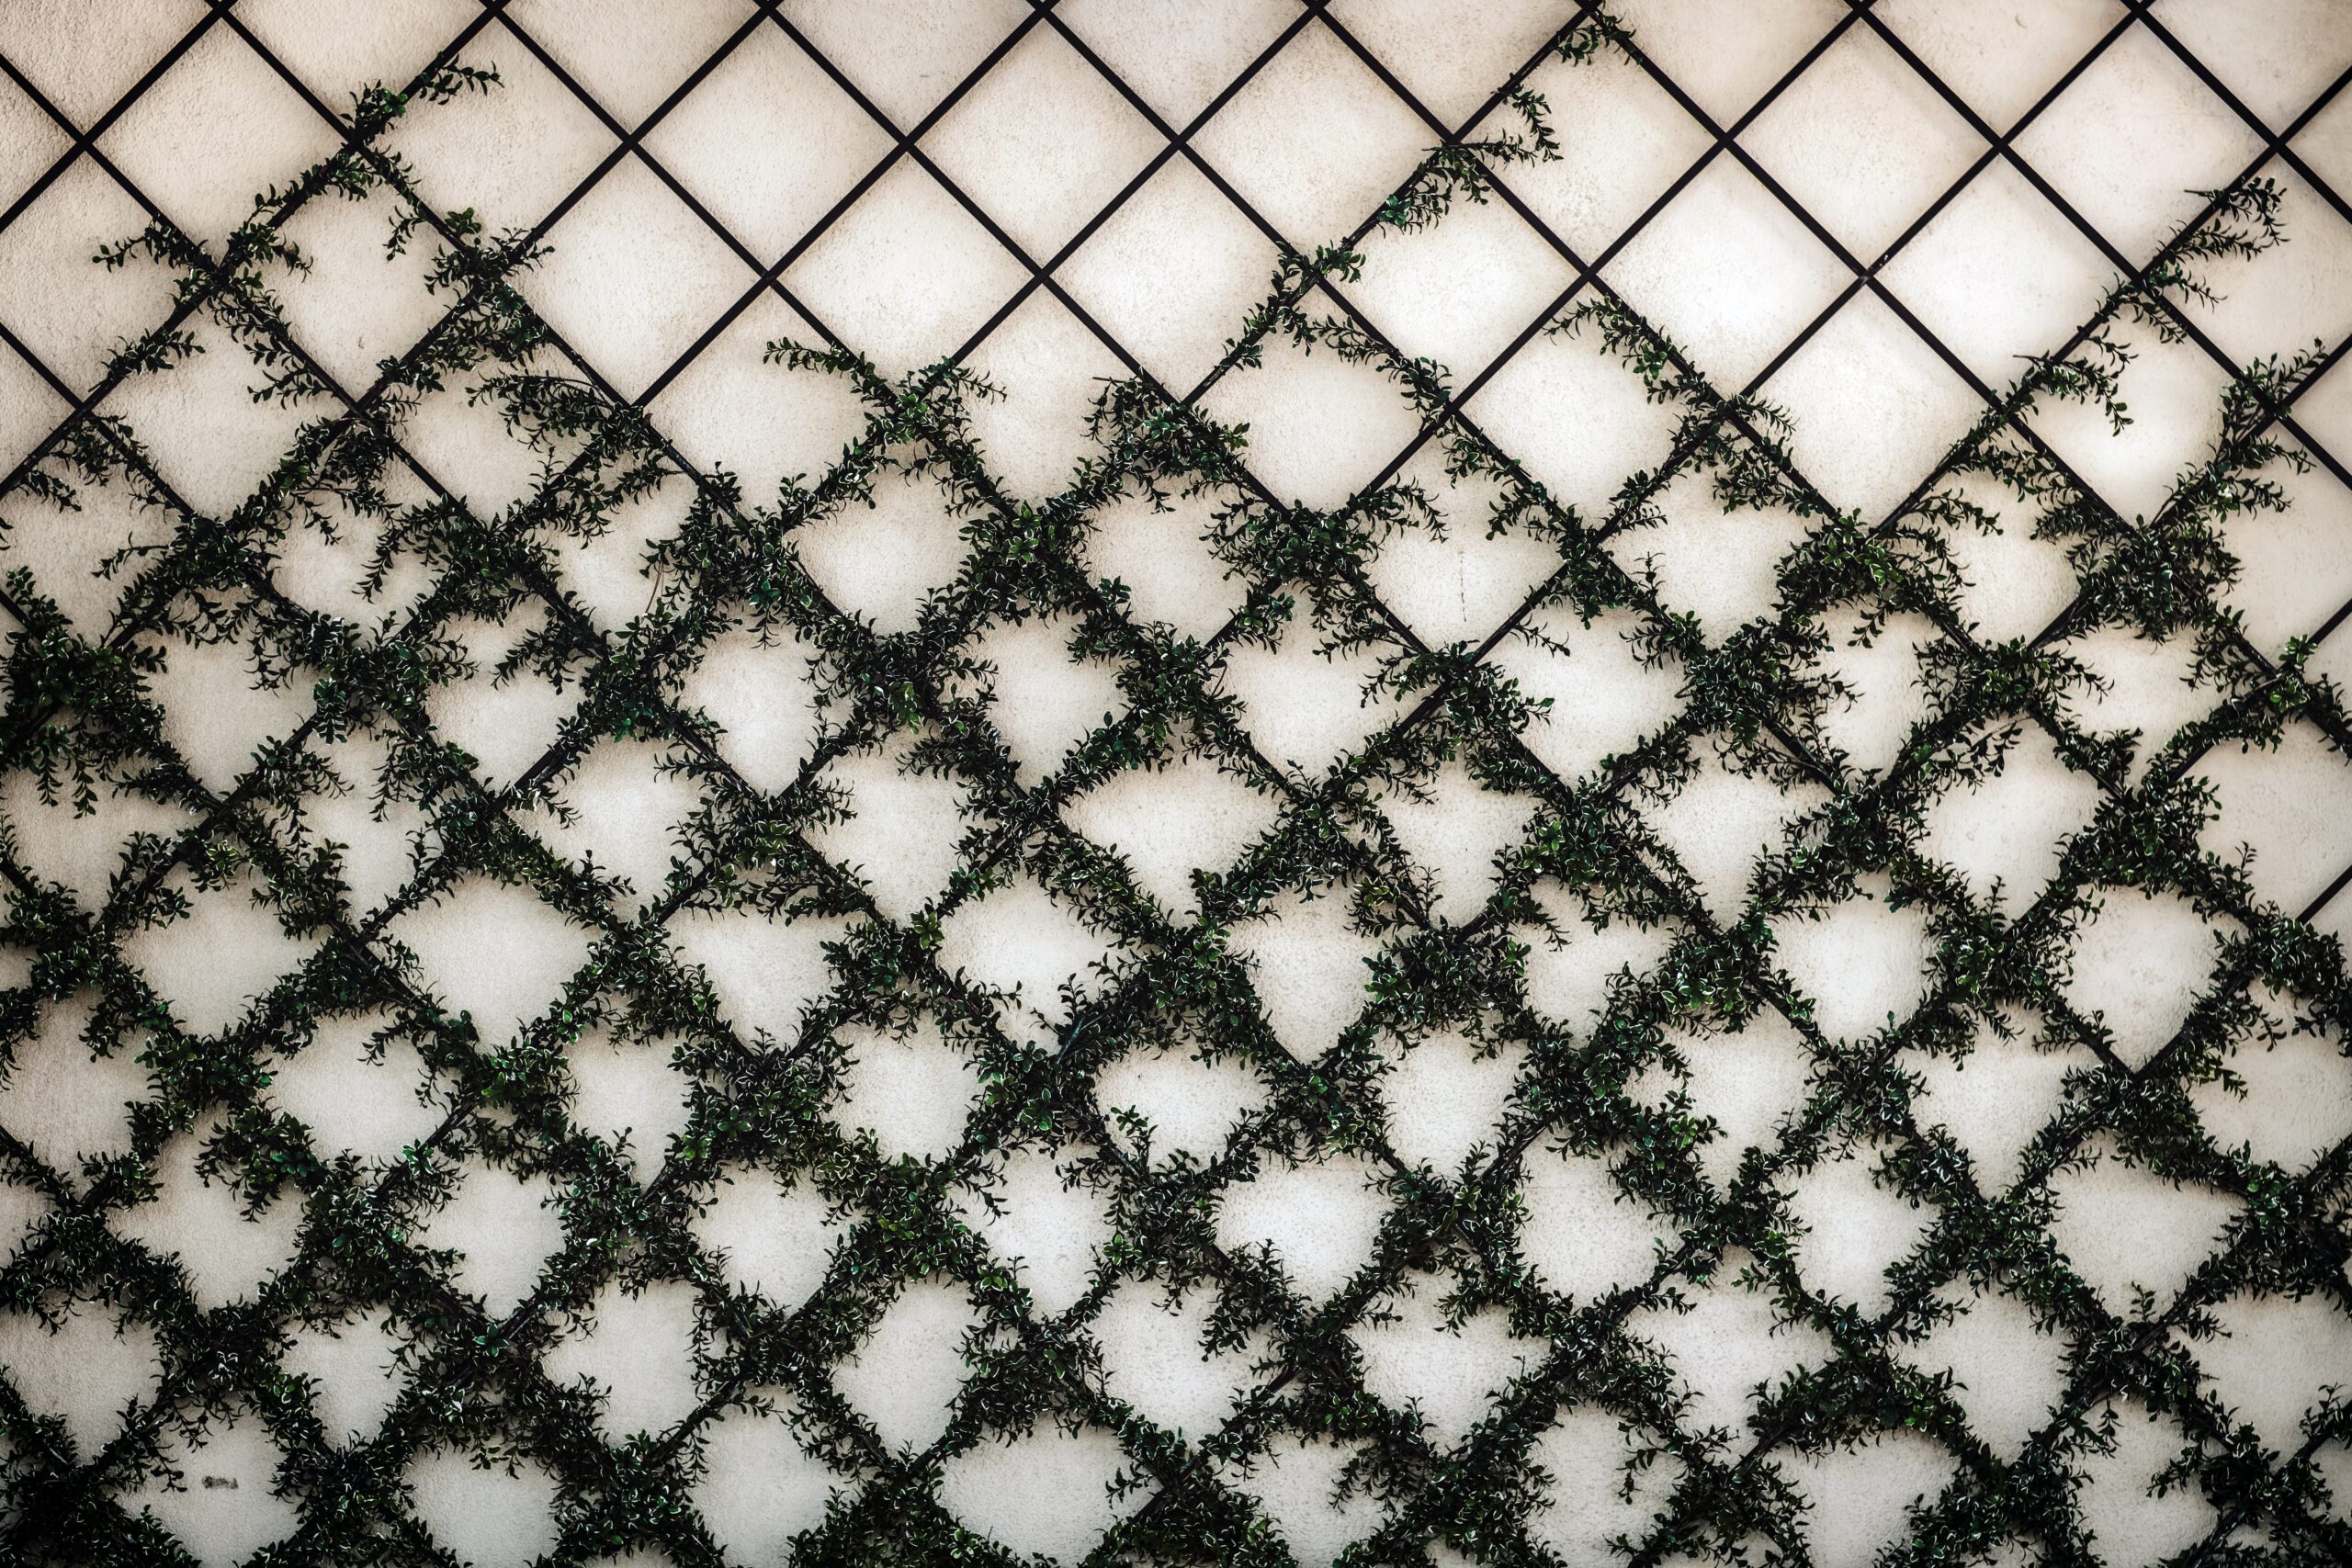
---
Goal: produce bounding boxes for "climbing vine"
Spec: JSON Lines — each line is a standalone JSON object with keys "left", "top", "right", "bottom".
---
{"left": 0, "top": 5, "right": 2347, "bottom": 1566}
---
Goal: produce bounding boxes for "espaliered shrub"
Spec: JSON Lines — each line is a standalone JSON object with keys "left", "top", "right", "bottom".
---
{"left": 0, "top": 6, "right": 2347, "bottom": 1567}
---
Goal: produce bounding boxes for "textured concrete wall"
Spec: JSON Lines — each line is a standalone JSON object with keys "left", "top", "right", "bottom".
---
{"left": 3, "top": 2, "right": 2352, "bottom": 1565}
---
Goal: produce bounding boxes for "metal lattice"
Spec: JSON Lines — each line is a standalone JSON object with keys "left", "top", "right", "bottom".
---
{"left": 1, "top": 1, "right": 2350, "bottom": 1563}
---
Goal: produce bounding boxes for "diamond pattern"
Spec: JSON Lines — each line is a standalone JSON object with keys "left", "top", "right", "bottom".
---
{"left": 1, "top": 6, "right": 2350, "bottom": 1566}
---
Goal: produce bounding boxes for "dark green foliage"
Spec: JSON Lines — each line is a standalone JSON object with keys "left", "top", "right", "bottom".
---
{"left": 0, "top": 6, "right": 2348, "bottom": 1568}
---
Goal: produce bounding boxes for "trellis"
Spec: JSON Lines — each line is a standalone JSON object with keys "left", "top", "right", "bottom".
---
{"left": 0, "top": 2, "right": 2349, "bottom": 1564}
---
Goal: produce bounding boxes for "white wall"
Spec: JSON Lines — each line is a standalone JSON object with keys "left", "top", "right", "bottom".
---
{"left": 3, "top": 2, "right": 2351, "bottom": 1564}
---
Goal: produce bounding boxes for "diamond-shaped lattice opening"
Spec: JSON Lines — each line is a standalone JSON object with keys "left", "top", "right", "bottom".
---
{"left": 116, "top": 1401, "right": 302, "bottom": 1565}
{"left": 279, "top": 1303, "right": 406, "bottom": 1447}
{"left": 690, "top": 1403, "right": 838, "bottom": 1564}
{"left": 1902, "top": 1281, "right": 2071, "bottom": 1461}
{"left": 833, "top": 1277, "right": 984, "bottom": 1454}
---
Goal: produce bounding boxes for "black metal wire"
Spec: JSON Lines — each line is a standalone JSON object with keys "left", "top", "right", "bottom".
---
{"left": 0, "top": 2, "right": 2348, "bottom": 1562}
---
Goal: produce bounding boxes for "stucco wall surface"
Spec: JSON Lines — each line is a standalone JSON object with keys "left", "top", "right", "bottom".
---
{"left": 3, "top": 2, "right": 2352, "bottom": 1565}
